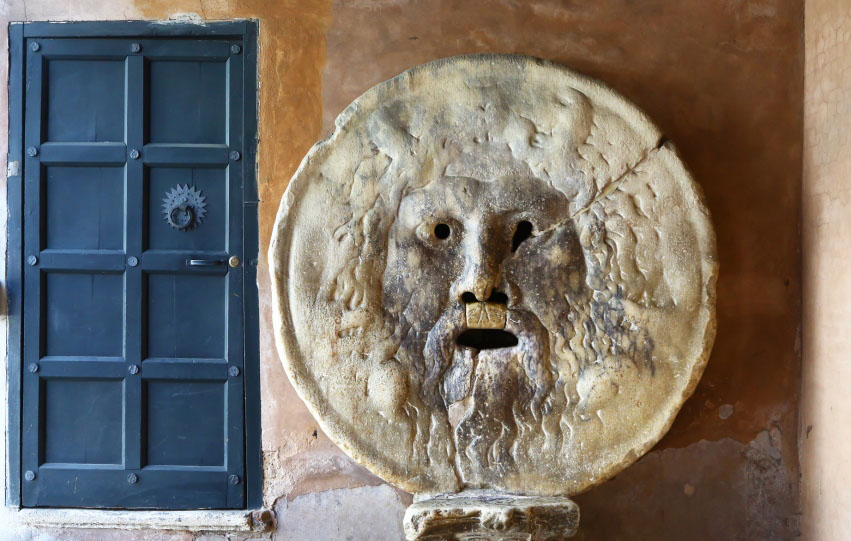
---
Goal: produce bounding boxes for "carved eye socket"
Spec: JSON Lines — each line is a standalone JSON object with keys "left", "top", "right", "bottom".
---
{"left": 511, "top": 220, "right": 534, "bottom": 252}
{"left": 416, "top": 221, "right": 455, "bottom": 245}
{"left": 434, "top": 223, "right": 451, "bottom": 240}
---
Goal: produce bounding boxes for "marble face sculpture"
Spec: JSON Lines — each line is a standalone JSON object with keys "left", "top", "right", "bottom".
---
{"left": 270, "top": 55, "right": 717, "bottom": 497}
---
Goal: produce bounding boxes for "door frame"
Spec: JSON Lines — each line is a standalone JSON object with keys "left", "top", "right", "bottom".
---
{"left": 5, "top": 19, "right": 261, "bottom": 509}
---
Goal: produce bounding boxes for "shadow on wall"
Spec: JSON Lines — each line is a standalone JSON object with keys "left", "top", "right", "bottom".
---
{"left": 316, "top": 1, "right": 803, "bottom": 538}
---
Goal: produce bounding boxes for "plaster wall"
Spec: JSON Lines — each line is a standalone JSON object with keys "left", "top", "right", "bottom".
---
{"left": 801, "top": 0, "right": 851, "bottom": 539}
{"left": 0, "top": 1, "right": 803, "bottom": 539}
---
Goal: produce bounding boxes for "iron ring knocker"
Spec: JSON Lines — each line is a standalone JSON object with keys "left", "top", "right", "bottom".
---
{"left": 168, "top": 201, "right": 195, "bottom": 230}
{"left": 162, "top": 184, "right": 207, "bottom": 231}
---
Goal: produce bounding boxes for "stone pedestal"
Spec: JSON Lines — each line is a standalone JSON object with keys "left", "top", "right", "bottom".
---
{"left": 403, "top": 491, "right": 579, "bottom": 540}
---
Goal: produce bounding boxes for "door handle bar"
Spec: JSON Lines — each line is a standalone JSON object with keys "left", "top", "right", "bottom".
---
{"left": 187, "top": 259, "right": 225, "bottom": 266}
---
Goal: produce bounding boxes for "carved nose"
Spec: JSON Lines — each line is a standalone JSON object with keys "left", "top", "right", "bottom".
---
{"left": 455, "top": 253, "right": 499, "bottom": 303}
{"left": 459, "top": 278, "right": 494, "bottom": 304}
{"left": 453, "top": 223, "right": 505, "bottom": 304}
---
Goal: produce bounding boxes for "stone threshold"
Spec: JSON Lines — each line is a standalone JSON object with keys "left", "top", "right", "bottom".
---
{"left": 13, "top": 507, "right": 264, "bottom": 532}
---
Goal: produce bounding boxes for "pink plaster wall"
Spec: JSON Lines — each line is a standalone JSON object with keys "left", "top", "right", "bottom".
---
{"left": 802, "top": 0, "right": 851, "bottom": 539}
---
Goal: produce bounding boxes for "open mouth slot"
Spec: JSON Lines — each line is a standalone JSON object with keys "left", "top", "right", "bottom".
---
{"left": 456, "top": 329, "right": 519, "bottom": 350}
{"left": 461, "top": 291, "right": 509, "bottom": 304}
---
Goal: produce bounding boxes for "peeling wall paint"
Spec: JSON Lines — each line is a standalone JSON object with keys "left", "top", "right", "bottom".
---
{"left": 0, "top": 0, "right": 803, "bottom": 539}
{"left": 574, "top": 431, "right": 799, "bottom": 540}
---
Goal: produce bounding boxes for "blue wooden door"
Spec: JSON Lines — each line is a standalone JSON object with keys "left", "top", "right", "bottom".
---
{"left": 21, "top": 36, "right": 248, "bottom": 509}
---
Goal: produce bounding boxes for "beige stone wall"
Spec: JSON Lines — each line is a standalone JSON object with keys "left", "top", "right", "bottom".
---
{"left": 802, "top": 1, "right": 851, "bottom": 539}
{"left": 0, "top": 1, "right": 804, "bottom": 539}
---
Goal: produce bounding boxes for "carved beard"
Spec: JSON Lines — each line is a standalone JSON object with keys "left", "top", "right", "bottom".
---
{"left": 396, "top": 304, "right": 553, "bottom": 484}
{"left": 389, "top": 287, "right": 652, "bottom": 486}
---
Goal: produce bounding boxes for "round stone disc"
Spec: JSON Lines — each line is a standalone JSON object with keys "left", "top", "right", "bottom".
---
{"left": 270, "top": 54, "right": 717, "bottom": 496}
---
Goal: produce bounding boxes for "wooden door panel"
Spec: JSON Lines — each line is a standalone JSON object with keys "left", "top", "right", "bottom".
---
{"left": 21, "top": 35, "right": 246, "bottom": 509}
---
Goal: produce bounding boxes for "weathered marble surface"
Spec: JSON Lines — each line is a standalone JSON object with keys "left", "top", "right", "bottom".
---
{"left": 270, "top": 55, "right": 717, "bottom": 497}
{"left": 404, "top": 491, "right": 579, "bottom": 540}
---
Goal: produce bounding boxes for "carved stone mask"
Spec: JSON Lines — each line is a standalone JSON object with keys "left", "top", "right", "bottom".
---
{"left": 270, "top": 55, "right": 717, "bottom": 497}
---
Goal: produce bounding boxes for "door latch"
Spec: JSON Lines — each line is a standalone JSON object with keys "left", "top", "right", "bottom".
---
{"left": 187, "top": 259, "right": 224, "bottom": 266}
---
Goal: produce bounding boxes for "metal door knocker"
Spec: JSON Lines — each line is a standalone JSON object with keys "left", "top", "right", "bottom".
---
{"left": 162, "top": 184, "right": 207, "bottom": 231}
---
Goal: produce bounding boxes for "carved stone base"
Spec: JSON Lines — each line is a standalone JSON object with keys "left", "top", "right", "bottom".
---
{"left": 403, "top": 491, "right": 579, "bottom": 540}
